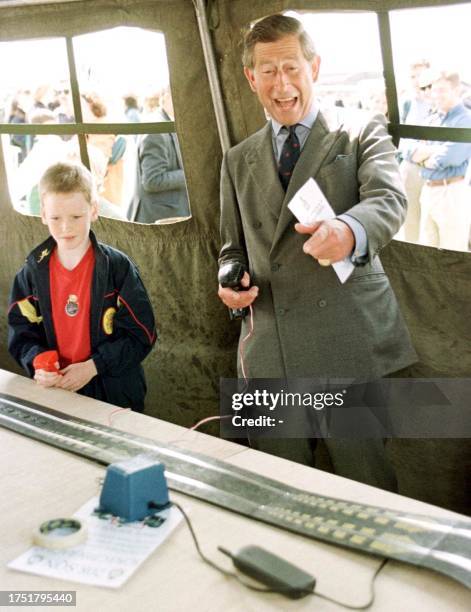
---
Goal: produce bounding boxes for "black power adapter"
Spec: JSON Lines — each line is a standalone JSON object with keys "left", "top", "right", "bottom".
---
{"left": 219, "top": 545, "right": 315, "bottom": 599}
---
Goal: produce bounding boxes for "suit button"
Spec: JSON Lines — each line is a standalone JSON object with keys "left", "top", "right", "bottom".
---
{"left": 317, "top": 299, "right": 327, "bottom": 308}
{"left": 271, "top": 263, "right": 281, "bottom": 272}
{"left": 253, "top": 221, "right": 262, "bottom": 229}
{"left": 278, "top": 308, "right": 286, "bottom": 316}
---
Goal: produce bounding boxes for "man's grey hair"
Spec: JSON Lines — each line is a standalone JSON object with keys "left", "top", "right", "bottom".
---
{"left": 242, "top": 14, "right": 317, "bottom": 69}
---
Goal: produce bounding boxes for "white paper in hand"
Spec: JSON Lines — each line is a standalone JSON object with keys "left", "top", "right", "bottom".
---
{"left": 288, "top": 178, "right": 354, "bottom": 283}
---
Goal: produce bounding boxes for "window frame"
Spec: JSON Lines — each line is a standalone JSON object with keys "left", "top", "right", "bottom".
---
{"left": 0, "top": 32, "right": 177, "bottom": 170}
{"left": 1, "top": 7, "right": 470, "bottom": 162}
{"left": 378, "top": 9, "right": 471, "bottom": 145}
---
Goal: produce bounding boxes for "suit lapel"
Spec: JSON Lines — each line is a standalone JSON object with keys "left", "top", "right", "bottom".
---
{"left": 243, "top": 123, "right": 285, "bottom": 221}
{"left": 270, "top": 112, "right": 342, "bottom": 253}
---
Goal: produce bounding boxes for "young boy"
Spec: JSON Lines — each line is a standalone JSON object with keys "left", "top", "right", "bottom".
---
{"left": 7, "top": 161, "right": 156, "bottom": 412}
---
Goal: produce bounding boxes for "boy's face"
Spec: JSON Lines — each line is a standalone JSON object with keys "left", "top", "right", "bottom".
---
{"left": 41, "top": 191, "right": 98, "bottom": 252}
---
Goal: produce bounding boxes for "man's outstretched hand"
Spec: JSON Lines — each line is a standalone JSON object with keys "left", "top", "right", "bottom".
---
{"left": 295, "top": 219, "right": 354, "bottom": 264}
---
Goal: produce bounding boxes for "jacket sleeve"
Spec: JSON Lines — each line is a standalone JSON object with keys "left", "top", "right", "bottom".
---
{"left": 140, "top": 133, "right": 186, "bottom": 193}
{"left": 7, "top": 267, "right": 49, "bottom": 377}
{"left": 91, "top": 258, "right": 156, "bottom": 376}
{"left": 341, "top": 114, "right": 408, "bottom": 262}
{"left": 218, "top": 151, "right": 249, "bottom": 271}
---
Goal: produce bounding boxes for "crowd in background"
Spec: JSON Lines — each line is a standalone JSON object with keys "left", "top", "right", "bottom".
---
{"left": 395, "top": 62, "right": 471, "bottom": 251}
{"left": 1, "top": 68, "right": 470, "bottom": 248}
{"left": 0, "top": 85, "right": 188, "bottom": 222}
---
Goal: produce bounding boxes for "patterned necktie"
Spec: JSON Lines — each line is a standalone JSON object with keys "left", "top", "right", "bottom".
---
{"left": 278, "top": 124, "right": 301, "bottom": 191}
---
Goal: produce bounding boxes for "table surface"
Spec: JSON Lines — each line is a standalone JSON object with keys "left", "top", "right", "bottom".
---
{"left": 0, "top": 369, "right": 469, "bottom": 612}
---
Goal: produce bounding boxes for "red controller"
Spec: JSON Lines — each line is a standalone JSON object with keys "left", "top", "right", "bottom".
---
{"left": 33, "top": 350, "right": 60, "bottom": 373}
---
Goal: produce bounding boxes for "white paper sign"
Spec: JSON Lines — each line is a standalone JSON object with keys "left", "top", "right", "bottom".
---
{"left": 288, "top": 178, "right": 354, "bottom": 283}
{"left": 9, "top": 498, "right": 183, "bottom": 588}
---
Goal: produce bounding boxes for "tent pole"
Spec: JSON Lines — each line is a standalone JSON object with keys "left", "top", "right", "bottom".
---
{"left": 193, "top": 0, "right": 231, "bottom": 153}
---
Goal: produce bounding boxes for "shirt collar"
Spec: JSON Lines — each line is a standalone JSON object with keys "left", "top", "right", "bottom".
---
{"left": 271, "top": 102, "right": 319, "bottom": 136}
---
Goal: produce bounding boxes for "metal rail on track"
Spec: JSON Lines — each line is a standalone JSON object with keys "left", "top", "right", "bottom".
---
{"left": 1, "top": 393, "right": 470, "bottom": 588}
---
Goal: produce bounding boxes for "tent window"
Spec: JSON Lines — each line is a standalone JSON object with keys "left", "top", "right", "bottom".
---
{"left": 390, "top": 4, "right": 471, "bottom": 129}
{"left": 389, "top": 4, "right": 471, "bottom": 252}
{"left": 394, "top": 133, "right": 471, "bottom": 252}
{"left": 281, "top": 9, "right": 470, "bottom": 253}
{"left": 0, "top": 27, "right": 191, "bottom": 225}
{"left": 290, "top": 11, "right": 385, "bottom": 119}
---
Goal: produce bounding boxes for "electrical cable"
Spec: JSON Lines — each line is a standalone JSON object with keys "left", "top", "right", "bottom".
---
{"left": 171, "top": 500, "right": 302, "bottom": 593}
{"left": 189, "top": 414, "right": 232, "bottom": 432}
{"left": 170, "top": 501, "right": 235, "bottom": 577}
{"left": 182, "top": 303, "right": 254, "bottom": 434}
{"left": 180, "top": 302, "right": 254, "bottom": 433}
{"left": 108, "top": 407, "right": 131, "bottom": 426}
{"left": 314, "top": 558, "right": 388, "bottom": 610}
{"left": 170, "top": 500, "right": 388, "bottom": 608}
{"left": 239, "top": 304, "right": 254, "bottom": 382}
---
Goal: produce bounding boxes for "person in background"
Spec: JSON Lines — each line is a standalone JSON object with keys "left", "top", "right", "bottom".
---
{"left": 82, "top": 92, "right": 136, "bottom": 210}
{"left": 124, "top": 95, "right": 141, "bottom": 123}
{"left": 409, "top": 70, "right": 471, "bottom": 251}
{"left": 398, "top": 60, "right": 433, "bottom": 243}
{"left": 32, "top": 84, "right": 57, "bottom": 113}
{"left": 128, "top": 86, "right": 190, "bottom": 223}
{"left": 54, "top": 88, "right": 75, "bottom": 136}
{"left": 10, "top": 109, "right": 69, "bottom": 214}
{"left": 8, "top": 97, "right": 31, "bottom": 164}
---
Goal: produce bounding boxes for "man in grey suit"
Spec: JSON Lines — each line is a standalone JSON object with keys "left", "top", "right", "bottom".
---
{"left": 218, "top": 14, "right": 417, "bottom": 490}
{"left": 129, "top": 87, "right": 190, "bottom": 223}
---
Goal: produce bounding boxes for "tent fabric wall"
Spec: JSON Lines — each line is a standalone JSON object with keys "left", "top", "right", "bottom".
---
{"left": 0, "top": 0, "right": 469, "bottom": 513}
{"left": 0, "top": 0, "right": 239, "bottom": 430}
{"left": 381, "top": 242, "right": 471, "bottom": 514}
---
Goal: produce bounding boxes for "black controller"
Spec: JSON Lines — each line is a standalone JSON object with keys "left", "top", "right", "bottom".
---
{"left": 218, "top": 262, "right": 249, "bottom": 320}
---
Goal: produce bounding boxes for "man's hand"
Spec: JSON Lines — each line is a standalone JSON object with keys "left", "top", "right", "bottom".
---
{"left": 34, "top": 366, "right": 62, "bottom": 388}
{"left": 412, "top": 143, "right": 443, "bottom": 165}
{"left": 411, "top": 145, "right": 431, "bottom": 164}
{"left": 218, "top": 271, "right": 259, "bottom": 309}
{"left": 422, "top": 156, "right": 438, "bottom": 169}
{"left": 56, "top": 359, "right": 98, "bottom": 392}
{"left": 295, "top": 219, "right": 355, "bottom": 263}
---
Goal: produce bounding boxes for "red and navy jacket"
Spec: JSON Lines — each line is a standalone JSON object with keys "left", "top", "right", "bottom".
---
{"left": 7, "top": 231, "right": 156, "bottom": 412}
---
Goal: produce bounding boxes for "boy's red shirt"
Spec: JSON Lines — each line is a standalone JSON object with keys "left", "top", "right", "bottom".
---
{"left": 49, "top": 245, "right": 95, "bottom": 367}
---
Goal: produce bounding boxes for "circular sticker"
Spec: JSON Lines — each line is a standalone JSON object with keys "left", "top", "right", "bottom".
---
{"left": 65, "top": 295, "right": 79, "bottom": 317}
{"left": 102, "top": 307, "right": 117, "bottom": 335}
